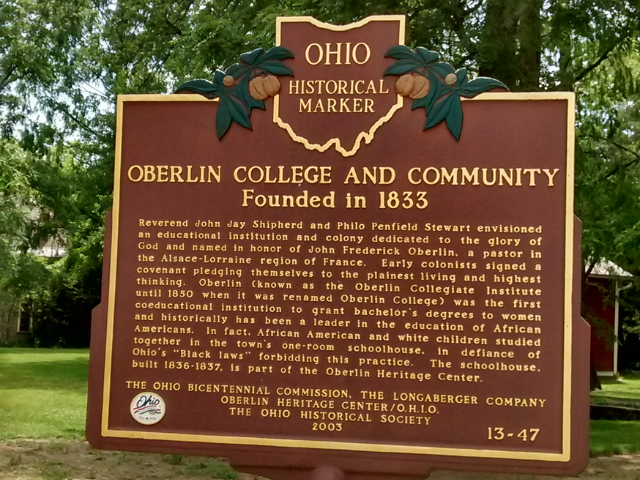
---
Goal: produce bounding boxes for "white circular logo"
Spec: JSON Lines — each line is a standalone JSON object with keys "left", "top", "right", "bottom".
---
{"left": 130, "top": 392, "right": 166, "bottom": 425}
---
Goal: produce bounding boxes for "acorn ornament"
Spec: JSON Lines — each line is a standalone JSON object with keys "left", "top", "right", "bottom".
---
{"left": 249, "top": 77, "right": 268, "bottom": 100}
{"left": 249, "top": 75, "right": 281, "bottom": 100}
{"left": 395, "top": 74, "right": 414, "bottom": 96}
{"left": 395, "top": 74, "right": 430, "bottom": 99}
{"left": 223, "top": 75, "right": 235, "bottom": 87}
{"left": 263, "top": 75, "right": 281, "bottom": 96}
{"left": 445, "top": 73, "right": 457, "bottom": 86}
{"left": 409, "top": 75, "right": 429, "bottom": 99}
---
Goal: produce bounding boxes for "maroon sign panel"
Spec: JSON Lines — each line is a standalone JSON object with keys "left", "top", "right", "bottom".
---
{"left": 87, "top": 15, "right": 589, "bottom": 479}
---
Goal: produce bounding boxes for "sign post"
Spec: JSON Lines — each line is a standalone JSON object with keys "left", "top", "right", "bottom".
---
{"left": 87, "top": 15, "right": 589, "bottom": 478}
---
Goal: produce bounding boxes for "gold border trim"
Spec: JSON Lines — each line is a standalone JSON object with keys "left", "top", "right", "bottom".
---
{"left": 563, "top": 93, "right": 576, "bottom": 458}
{"left": 117, "top": 94, "right": 220, "bottom": 102}
{"left": 101, "top": 96, "right": 124, "bottom": 434}
{"left": 103, "top": 92, "right": 575, "bottom": 462}
{"left": 275, "top": 15, "right": 406, "bottom": 43}
{"left": 273, "top": 16, "right": 405, "bottom": 157}
{"left": 100, "top": 93, "right": 217, "bottom": 433}
{"left": 103, "top": 428, "right": 568, "bottom": 461}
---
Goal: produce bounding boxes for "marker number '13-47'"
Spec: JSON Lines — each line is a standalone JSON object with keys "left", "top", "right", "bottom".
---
{"left": 488, "top": 427, "right": 540, "bottom": 441}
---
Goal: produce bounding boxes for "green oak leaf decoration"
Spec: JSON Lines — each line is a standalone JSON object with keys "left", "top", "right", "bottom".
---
{"left": 176, "top": 46, "right": 294, "bottom": 139}
{"left": 384, "top": 45, "right": 508, "bottom": 140}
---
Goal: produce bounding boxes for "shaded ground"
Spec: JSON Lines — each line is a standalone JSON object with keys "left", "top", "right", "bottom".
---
{"left": 2, "top": 440, "right": 640, "bottom": 480}
{"left": 0, "top": 440, "right": 238, "bottom": 480}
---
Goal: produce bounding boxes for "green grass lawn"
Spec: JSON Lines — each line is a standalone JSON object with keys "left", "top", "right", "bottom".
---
{"left": 0, "top": 348, "right": 89, "bottom": 440}
{"left": 590, "top": 419, "right": 640, "bottom": 456}
{"left": 588, "top": 373, "right": 640, "bottom": 455}
{"left": 1, "top": 348, "right": 640, "bottom": 457}
{"left": 591, "top": 372, "right": 640, "bottom": 408}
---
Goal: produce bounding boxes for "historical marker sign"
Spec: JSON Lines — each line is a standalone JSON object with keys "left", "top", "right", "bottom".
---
{"left": 87, "top": 15, "right": 589, "bottom": 478}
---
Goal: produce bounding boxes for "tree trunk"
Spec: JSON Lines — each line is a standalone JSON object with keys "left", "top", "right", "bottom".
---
{"left": 478, "top": 0, "right": 518, "bottom": 87}
{"left": 478, "top": 0, "right": 543, "bottom": 91}
{"left": 517, "top": 0, "right": 543, "bottom": 91}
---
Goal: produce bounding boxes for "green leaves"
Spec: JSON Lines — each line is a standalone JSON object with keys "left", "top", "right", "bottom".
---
{"left": 227, "top": 47, "right": 294, "bottom": 79}
{"left": 384, "top": 45, "right": 443, "bottom": 75}
{"left": 260, "top": 60, "right": 294, "bottom": 76}
{"left": 415, "top": 47, "right": 440, "bottom": 65}
{"left": 456, "top": 71, "right": 508, "bottom": 98}
{"left": 384, "top": 59, "right": 419, "bottom": 75}
{"left": 217, "top": 91, "right": 252, "bottom": 140}
{"left": 385, "top": 46, "right": 439, "bottom": 67}
{"left": 175, "top": 79, "right": 220, "bottom": 99}
{"left": 235, "top": 76, "right": 266, "bottom": 114}
{"left": 445, "top": 96, "right": 463, "bottom": 141}
{"left": 384, "top": 46, "right": 508, "bottom": 141}
{"left": 175, "top": 46, "right": 294, "bottom": 139}
{"left": 425, "top": 94, "right": 454, "bottom": 130}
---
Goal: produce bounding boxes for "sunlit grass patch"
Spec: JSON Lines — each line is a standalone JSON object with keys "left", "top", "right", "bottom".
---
{"left": 0, "top": 348, "right": 89, "bottom": 440}
{"left": 591, "top": 373, "right": 640, "bottom": 408}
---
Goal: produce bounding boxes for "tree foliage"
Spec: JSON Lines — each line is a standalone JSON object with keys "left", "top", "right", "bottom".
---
{"left": 1, "top": 0, "right": 639, "bottom": 354}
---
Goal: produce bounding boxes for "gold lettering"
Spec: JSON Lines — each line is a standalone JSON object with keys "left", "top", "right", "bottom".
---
{"left": 352, "top": 42, "right": 371, "bottom": 64}
{"left": 325, "top": 43, "right": 342, "bottom": 65}
{"left": 128, "top": 165, "right": 143, "bottom": 182}
{"left": 305, "top": 43, "right": 323, "bottom": 65}
{"left": 299, "top": 98, "right": 312, "bottom": 112}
